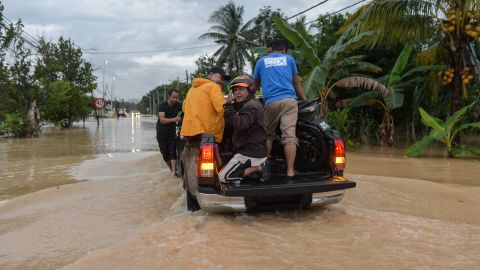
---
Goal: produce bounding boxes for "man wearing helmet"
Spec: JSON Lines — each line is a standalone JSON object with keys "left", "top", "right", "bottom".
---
{"left": 218, "top": 76, "right": 268, "bottom": 183}
{"left": 253, "top": 39, "right": 307, "bottom": 177}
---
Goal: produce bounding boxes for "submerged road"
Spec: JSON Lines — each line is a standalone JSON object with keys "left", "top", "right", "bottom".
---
{"left": 0, "top": 117, "right": 479, "bottom": 269}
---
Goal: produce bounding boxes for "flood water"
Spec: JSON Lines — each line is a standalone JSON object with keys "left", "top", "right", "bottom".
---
{"left": 0, "top": 116, "right": 479, "bottom": 270}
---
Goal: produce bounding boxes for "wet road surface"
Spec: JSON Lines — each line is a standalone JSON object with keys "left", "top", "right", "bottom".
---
{"left": 0, "top": 117, "right": 479, "bottom": 269}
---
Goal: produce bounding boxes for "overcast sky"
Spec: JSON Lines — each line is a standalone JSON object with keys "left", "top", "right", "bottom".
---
{"left": 3, "top": 0, "right": 363, "bottom": 101}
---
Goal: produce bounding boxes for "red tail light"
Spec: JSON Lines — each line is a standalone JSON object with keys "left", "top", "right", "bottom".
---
{"left": 201, "top": 143, "right": 214, "bottom": 160}
{"left": 334, "top": 139, "right": 346, "bottom": 171}
{"left": 198, "top": 143, "right": 215, "bottom": 177}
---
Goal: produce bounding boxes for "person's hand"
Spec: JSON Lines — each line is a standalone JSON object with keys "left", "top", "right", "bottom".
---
{"left": 225, "top": 92, "right": 235, "bottom": 103}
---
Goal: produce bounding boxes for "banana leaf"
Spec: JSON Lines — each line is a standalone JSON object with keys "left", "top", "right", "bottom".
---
{"left": 330, "top": 62, "right": 382, "bottom": 81}
{"left": 272, "top": 16, "right": 320, "bottom": 67}
{"left": 450, "top": 147, "right": 480, "bottom": 158}
{"left": 457, "top": 122, "right": 480, "bottom": 132}
{"left": 400, "top": 65, "right": 445, "bottom": 80}
{"left": 335, "top": 77, "right": 389, "bottom": 96}
{"left": 384, "top": 86, "right": 404, "bottom": 110}
{"left": 346, "top": 91, "right": 380, "bottom": 108}
{"left": 387, "top": 42, "right": 413, "bottom": 86}
{"left": 445, "top": 102, "right": 474, "bottom": 131}
{"left": 419, "top": 108, "right": 445, "bottom": 131}
{"left": 324, "top": 31, "right": 377, "bottom": 66}
{"left": 302, "top": 66, "right": 327, "bottom": 98}
{"left": 405, "top": 135, "right": 435, "bottom": 157}
{"left": 430, "top": 129, "right": 448, "bottom": 141}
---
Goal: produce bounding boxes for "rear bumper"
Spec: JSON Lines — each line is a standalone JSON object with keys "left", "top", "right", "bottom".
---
{"left": 196, "top": 178, "right": 353, "bottom": 213}
{"left": 196, "top": 191, "right": 246, "bottom": 213}
{"left": 311, "top": 190, "right": 344, "bottom": 207}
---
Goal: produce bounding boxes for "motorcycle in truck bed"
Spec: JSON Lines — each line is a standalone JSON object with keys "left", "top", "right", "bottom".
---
{"left": 177, "top": 99, "right": 356, "bottom": 212}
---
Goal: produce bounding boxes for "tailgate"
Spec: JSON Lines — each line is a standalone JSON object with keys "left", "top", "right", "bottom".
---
{"left": 216, "top": 173, "right": 356, "bottom": 197}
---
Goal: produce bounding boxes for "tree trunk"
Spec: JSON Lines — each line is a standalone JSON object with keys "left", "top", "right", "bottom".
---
{"left": 380, "top": 113, "right": 394, "bottom": 147}
{"left": 27, "top": 100, "right": 40, "bottom": 138}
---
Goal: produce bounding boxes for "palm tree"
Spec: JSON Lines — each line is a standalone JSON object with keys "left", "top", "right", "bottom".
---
{"left": 341, "top": 0, "right": 480, "bottom": 115}
{"left": 199, "top": 2, "right": 254, "bottom": 75}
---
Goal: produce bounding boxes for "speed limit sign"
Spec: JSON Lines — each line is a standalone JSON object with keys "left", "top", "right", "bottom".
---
{"left": 94, "top": 98, "right": 106, "bottom": 110}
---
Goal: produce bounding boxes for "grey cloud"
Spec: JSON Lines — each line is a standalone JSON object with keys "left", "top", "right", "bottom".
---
{"left": 3, "top": 0, "right": 358, "bottom": 99}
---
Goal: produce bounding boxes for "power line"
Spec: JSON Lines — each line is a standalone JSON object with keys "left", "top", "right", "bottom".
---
{"left": 287, "top": 0, "right": 330, "bottom": 20}
{"left": 2, "top": 16, "right": 40, "bottom": 49}
{"left": 83, "top": 44, "right": 219, "bottom": 55}
{"left": 304, "top": 0, "right": 370, "bottom": 25}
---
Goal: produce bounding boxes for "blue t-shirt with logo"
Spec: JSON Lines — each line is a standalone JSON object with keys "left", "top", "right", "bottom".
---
{"left": 253, "top": 52, "right": 298, "bottom": 106}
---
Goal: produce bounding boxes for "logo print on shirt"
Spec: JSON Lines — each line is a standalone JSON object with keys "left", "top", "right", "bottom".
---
{"left": 264, "top": 57, "right": 287, "bottom": 68}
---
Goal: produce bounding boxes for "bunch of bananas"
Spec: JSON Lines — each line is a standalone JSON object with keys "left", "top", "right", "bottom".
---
{"left": 441, "top": 67, "right": 455, "bottom": 85}
{"left": 460, "top": 67, "right": 475, "bottom": 85}
{"left": 464, "top": 10, "right": 480, "bottom": 38}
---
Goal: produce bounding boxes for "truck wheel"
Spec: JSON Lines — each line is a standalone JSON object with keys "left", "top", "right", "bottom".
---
{"left": 186, "top": 188, "right": 201, "bottom": 212}
{"left": 183, "top": 174, "right": 200, "bottom": 212}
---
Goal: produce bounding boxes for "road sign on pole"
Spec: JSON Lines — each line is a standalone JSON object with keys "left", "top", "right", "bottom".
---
{"left": 94, "top": 98, "right": 106, "bottom": 110}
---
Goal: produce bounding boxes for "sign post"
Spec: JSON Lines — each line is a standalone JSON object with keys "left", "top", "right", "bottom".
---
{"left": 93, "top": 98, "right": 106, "bottom": 125}
{"left": 94, "top": 98, "right": 106, "bottom": 110}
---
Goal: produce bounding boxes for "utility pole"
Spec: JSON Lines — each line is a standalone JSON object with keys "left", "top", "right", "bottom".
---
{"left": 185, "top": 70, "right": 189, "bottom": 85}
{"left": 177, "top": 76, "right": 180, "bottom": 91}
{"left": 157, "top": 87, "right": 160, "bottom": 109}
{"left": 164, "top": 85, "right": 167, "bottom": 101}
{"left": 150, "top": 94, "right": 153, "bottom": 116}
{"left": 102, "top": 60, "right": 108, "bottom": 99}
{"left": 102, "top": 60, "right": 108, "bottom": 116}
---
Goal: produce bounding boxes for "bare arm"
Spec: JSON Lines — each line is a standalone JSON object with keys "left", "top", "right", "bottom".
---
{"left": 158, "top": 112, "right": 178, "bottom": 124}
{"left": 254, "top": 79, "right": 261, "bottom": 94}
{"left": 293, "top": 75, "right": 307, "bottom": 101}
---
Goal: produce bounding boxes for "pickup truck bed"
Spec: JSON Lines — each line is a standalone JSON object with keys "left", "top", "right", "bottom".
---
{"left": 195, "top": 173, "right": 356, "bottom": 212}
{"left": 217, "top": 173, "right": 356, "bottom": 197}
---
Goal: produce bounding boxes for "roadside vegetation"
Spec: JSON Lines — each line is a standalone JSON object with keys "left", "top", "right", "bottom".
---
{"left": 0, "top": 3, "right": 96, "bottom": 137}
{"left": 1, "top": 1, "right": 479, "bottom": 158}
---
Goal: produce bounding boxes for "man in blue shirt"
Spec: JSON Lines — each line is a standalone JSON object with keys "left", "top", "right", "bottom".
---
{"left": 253, "top": 40, "right": 307, "bottom": 177}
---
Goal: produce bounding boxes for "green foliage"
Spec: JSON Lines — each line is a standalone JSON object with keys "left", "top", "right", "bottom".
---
{"left": 272, "top": 15, "right": 320, "bottom": 68}
{"left": 341, "top": 0, "right": 480, "bottom": 118}
{"left": 0, "top": 8, "right": 39, "bottom": 137}
{"left": 328, "top": 108, "right": 351, "bottom": 137}
{"left": 311, "top": 13, "right": 348, "bottom": 58}
{"left": 191, "top": 55, "right": 216, "bottom": 78}
{"left": 243, "top": 6, "right": 284, "bottom": 47}
{"left": 1, "top": 3, "right": 96, "bottom": 135}
{"left": 406, "top": 102, "right": 480, "bottom": 158}
{"left": 199, "top": 1, "right": 254, "bottom": 75}
{"left": 273, "top": 16, "right": 381, "bottom": 103}
{"left": 4, "top": 113, "right": 28, "bottom": 137}
{"left": 35, "top": 37, "right": 96, "bottom": 127}
{"left": 41, "top": 80, "right": 72, "bottom": 127}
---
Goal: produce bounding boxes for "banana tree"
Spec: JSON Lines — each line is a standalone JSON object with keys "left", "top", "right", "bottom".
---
{"left": 344, "top": 42, "right": 444, "bottom": 146}
{"left": 406, "top": 102, "right": 480, "bottom": 158}
{"left": 272, "top": 16, "right": 383, "bottom": 118}
{"left": 340, "top": 0, "right": 480, "bottom": 116}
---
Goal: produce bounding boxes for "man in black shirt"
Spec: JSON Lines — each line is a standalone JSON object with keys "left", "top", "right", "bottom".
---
{"left": 156, "top": 89, "right": 181, "bottom": 176}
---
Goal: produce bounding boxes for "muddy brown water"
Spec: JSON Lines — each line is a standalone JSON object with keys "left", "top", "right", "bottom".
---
{"left": 0, "top": 117, "right": 479, "bottom": 270}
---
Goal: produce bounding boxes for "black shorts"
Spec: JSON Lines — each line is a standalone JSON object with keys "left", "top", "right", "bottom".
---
{"left": 157, "top": 135, "right": 177, "bottom": 162}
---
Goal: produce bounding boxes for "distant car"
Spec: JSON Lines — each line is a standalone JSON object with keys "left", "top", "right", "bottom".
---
{"left": 117, "top": 109, "right": 127, "bottom": 117}
{"left": 177, "top": 98, "right": 356, "bottom": 212}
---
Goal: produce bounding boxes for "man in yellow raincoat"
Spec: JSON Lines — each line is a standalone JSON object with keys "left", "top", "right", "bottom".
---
{"left": 181, "top": 66, "right": 231, "bottom": 143}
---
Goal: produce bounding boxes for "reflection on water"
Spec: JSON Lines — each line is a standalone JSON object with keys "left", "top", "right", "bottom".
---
{"left": 0, "top": 116, "right": 158, "bottom": 200}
